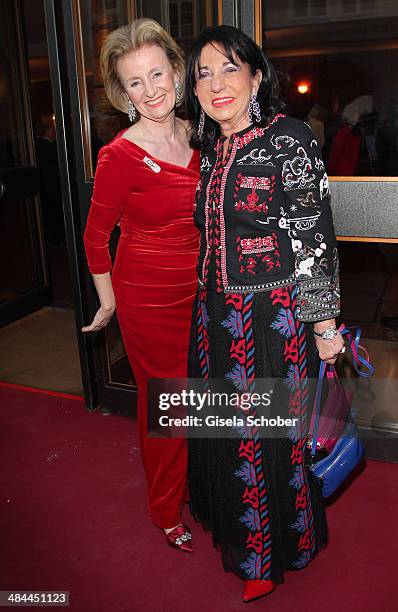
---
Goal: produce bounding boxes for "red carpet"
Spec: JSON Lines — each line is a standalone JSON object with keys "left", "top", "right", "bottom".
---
{"left": 1, "top": 386, "right": 397, "bottom": 612}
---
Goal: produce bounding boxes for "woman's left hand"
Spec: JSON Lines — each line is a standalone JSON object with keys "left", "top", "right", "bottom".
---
{"left": 314, "top": 331, "right": 345, "bottom": 365}
{"left": 81, "top": 304, "right": 115, "bottom": 333}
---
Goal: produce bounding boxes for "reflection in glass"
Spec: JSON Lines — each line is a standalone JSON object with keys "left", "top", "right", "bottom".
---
{"left": 338, "top": 242, "right": 398, "bottom": 342}
{"left": 0, "top": 197, "right": 44, "bottom": 305}
{"left": 0, "top": 4, "right": 28, "bottom": 168}
{"left": 78, "top": 0, "right": 130, "bottom": 173}
{"left": 169, "top": 0, "right": 194, "bottom": 53}
{"left": 338, "top": 241, "right": 398, "bottom": 443}
{"left": 262, "top": 0, "right": 398, "bottom": 176}
{"left": 0, "top": 1, "right": 45, "bottom": 306}
{"left": 162, "top": 0, "right": 219, "bottom": 61}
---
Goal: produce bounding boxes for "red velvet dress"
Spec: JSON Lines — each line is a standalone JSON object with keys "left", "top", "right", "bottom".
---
{"left": 83, "top": 131, "right": 200, "bottom": 528}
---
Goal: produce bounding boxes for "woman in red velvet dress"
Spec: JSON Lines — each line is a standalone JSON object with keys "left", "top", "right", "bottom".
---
{"left": 82, "top": 19, "right": 199, "bottom": 551}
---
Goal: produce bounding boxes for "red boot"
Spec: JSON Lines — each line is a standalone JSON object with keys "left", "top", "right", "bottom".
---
{"left": 242, "top": 579, "right": 276, "bottom": 603}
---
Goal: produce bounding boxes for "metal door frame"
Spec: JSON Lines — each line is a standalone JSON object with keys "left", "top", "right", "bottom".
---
{"left": 45, "top": 0, "right": 99, "bottom": 411}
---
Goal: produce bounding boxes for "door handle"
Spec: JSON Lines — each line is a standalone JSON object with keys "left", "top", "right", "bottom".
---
{"left": 0, "top": 181, "right": 6, "bottom": 199}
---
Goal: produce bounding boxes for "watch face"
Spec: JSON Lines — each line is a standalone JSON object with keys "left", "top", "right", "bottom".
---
{"left": 323, "top": 329, "right": 337, "bottom": 340}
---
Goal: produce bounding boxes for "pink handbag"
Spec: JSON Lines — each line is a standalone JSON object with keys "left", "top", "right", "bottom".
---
{"left": 309, "top": 368, "right": 353, "bottom": 452}
{"left": 308, "top": 325, "right": 371, "bottom": 453}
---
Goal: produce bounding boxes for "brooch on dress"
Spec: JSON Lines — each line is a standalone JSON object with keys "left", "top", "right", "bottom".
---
{"left": 143, "top": 156, "right": 161, "bottom": 173}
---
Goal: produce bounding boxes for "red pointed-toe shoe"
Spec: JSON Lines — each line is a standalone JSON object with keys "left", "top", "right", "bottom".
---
{"left": 242, "top": 579, "right": 276, "bottom": 603}
{"left": 166, "top": 524, "right": 192, "bottom": 553}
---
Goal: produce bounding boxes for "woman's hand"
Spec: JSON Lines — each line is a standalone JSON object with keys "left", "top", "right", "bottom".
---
{"left": 314, "top": 332, "right": 345, "bottom": 365}
{"left": 82, "top": 272, "right": 116, "bottom": 333}
{"left": 81, "top": 304, "right": 115, "bottom": 333}
{"left": 313, "top": 319, "right": 345, "bottom": 365}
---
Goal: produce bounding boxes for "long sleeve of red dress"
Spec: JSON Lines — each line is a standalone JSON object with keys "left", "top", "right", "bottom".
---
{"left": 83, "top": 146, "right": 129, "bottom": 274}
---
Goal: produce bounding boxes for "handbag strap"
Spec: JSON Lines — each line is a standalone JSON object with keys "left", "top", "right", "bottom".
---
{"left": 311, "top": 360, "right": 328, "bottom": 457}
{"left": 310, "top": 325, "right": 374, "bottom": 457}
{"left": 338, "top": 324, "right": 375, "bottom": 377}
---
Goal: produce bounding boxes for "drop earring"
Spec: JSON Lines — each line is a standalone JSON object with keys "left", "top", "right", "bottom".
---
{"left": 175, "top": 81, "right": 183, "bottom": 104}
{"left": 248, "top": 93, "right": 261, "bottom": 124}
{"left": 197, "top": 108, "right": 205, "bottom": 139}
{"left": 128, "top": 99, "right": 136, "bottom": 122}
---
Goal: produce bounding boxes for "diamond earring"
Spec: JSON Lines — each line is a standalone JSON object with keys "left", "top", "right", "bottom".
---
{"left": 197, "top": 108, "right": 205, "bottom": 139}
{"left": 128, "top": 99, "right": 136, "bottom": 122}
{"left": 175, "top": 81, "right": 183, "bottom": 104}
{"left": 248, "top": 93, "right": 261, "bottom": 124}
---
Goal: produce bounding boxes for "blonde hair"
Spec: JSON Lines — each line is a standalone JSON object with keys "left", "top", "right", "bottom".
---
{"left": 100, "top": 18, "right": 185, "bottom": 115}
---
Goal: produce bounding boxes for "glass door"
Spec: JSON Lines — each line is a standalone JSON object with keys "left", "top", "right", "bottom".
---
{"left": 46, "top": 0, "right": 219, "bottom": 414}
{"left": 260, "top": 0, "right": 398, "bottom": 457}
{"left": 0, "top": 0, "right": 50, "bottom": 326}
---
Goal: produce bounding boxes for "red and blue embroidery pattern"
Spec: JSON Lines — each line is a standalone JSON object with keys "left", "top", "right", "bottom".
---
{"left": 196, "top": 289, "right": 210, "bottom": 382}
{"left": 222, "top": 293, "right": 272, "bottom": 580}
{"left": 195, "top": 283, "right": 318, "bottom": 576}
{"left": 270, "top": 285, "right": 316, "bottom": 568}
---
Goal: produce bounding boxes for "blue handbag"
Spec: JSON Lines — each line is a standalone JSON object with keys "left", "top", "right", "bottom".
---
{"left": 309, "top": 326, "right": 375, "bottom": 498}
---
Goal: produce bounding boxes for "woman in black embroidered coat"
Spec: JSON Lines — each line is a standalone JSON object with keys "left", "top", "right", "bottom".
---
{"left": 185, "top": 26, "right": 344, "bottom": 602}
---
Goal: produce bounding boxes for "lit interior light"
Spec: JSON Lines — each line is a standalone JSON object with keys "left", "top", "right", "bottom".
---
{"left": 297, "top": 82, "right": 311, "bottom": 94}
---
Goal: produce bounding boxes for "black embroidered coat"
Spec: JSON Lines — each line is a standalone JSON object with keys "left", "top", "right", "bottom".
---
{"left": 194, "top": 114, "right": 340, "bottom": 322}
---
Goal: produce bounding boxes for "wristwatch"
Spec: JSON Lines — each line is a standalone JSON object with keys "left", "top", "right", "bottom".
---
{"left": 313, "top": 327, "right": 338, "bottom": 340}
